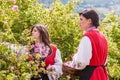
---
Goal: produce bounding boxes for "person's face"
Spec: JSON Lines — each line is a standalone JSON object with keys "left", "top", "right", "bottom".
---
{"left": 31, "top": 27, "right": 40, "bottom": 41}
{"left": 79, "top": 15, "right": 91, "bottom": 31}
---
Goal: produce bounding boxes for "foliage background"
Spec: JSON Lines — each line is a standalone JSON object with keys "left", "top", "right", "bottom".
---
{"left": 0, "top": 0, "right": 120, "bottom": 79}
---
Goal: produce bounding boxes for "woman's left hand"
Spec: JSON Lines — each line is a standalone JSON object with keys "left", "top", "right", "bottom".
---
{"left": 47, "top": 65, "right": 54, "bottom": 71}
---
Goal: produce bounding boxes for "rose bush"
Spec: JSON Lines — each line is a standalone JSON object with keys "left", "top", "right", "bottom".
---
{"left": 0, "top": 0, "right": 120, "bottom": 79}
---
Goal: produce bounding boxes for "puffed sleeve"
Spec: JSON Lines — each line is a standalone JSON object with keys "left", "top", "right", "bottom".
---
{"left": 72, "top": 36, "right": 92, "bottom": 70}
{"left": 47, "top": 49, "right": 63, "bottom": 80}
{"left": 53, "top": 49, "right": 63, "bottom": 75}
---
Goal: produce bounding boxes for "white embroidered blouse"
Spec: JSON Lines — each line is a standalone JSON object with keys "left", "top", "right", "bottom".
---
{"left": 72, "top": 36, "right": 92, "bottom": 70}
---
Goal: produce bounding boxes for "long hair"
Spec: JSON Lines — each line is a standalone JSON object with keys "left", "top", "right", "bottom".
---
{"left": 31, "top": 24, "right": 52, "bottom": 54}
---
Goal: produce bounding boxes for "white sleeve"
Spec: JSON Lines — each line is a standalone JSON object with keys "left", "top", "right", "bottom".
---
{"left": 53, "top": 49, "right": 63, "bottom": 75}
{"left": 47, "top": 49, "right": 63, "bottom": 80}
{"left": 3, "top": 42, "right": 27, "bottom": 57}
{"left": 72, "top": 36, "right": 92, "bottom": 70}
{"left": 3, "top": 42, "right": 26, "bottom": 53}
{"left": 3, "top": 42, "right": 17, "bottom": 51}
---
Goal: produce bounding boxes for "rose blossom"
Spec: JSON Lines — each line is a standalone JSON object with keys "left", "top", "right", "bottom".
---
{"left": 63, "top": 61, "right": 73, "bottom": 68}
{"left": 12, "top": 5, "right": 18, "bottom": 11}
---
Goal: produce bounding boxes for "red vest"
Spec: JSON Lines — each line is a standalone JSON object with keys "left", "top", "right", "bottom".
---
{"left": 84, "top": 29, "right": 108, "bottom": 80}
{"left": 44, "top": 46, "right": 57, "bottom": 67}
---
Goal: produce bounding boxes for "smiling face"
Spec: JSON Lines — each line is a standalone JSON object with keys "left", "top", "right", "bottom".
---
{"left": 31, "top": 27, "right": 41, "bottom": 42}
{"left": 79, "top": 15, "right": 91, "bottom": 31}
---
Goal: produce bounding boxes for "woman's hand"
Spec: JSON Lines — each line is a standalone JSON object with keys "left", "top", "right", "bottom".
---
{"left": 46, "top": 65, "right": 54, "bottom": 71}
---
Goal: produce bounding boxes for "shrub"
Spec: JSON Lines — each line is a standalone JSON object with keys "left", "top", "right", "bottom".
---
{"left": 0, "top": 0, "right": 120, "bottom": 79}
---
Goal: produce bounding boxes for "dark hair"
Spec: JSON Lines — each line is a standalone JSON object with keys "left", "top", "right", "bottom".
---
{"left": 31, "top": 24, "right": 52, "bottom": 54}
{"left": 79, "top": 9, "right": 99, "bottom": 28}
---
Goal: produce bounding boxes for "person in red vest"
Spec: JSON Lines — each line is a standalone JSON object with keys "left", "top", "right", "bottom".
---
{"left": 29, "top": 24, "right": 63, "bottom": 80}
{"left": 71, "top": 9, "right": 108, "bottom": 80}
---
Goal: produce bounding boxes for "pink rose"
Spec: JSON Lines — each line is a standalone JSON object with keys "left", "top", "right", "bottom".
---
{"left": 10, "top": 66, "right": 14, "bottom": 71}
{"left": 34, "top": 48, "right": 39, "bottom": 53}
{"left": 64, "top": 61, "right": 73, "bottom": 68}
{"left": 12, "top": 5, "right": 18, "bottom": 11}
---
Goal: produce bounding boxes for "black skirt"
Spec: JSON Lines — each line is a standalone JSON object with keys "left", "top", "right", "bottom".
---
{"left": 31, "top": 72, "right": 49, "bottom": 80}
{"left": 79, "top": 65, "right": 105, "bottom": 80}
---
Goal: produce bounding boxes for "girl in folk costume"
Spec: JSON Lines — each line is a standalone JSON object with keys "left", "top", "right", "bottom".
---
{"left": 71, "top": 9, "right": 108, "bottom": 80}
{"left": 29, "top": 24, "right": 63, "bottom": 80}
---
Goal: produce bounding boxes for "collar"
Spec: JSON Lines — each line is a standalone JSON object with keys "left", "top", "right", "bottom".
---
{"left": 87, "top": 26, "right": 96, "bottom": 32}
